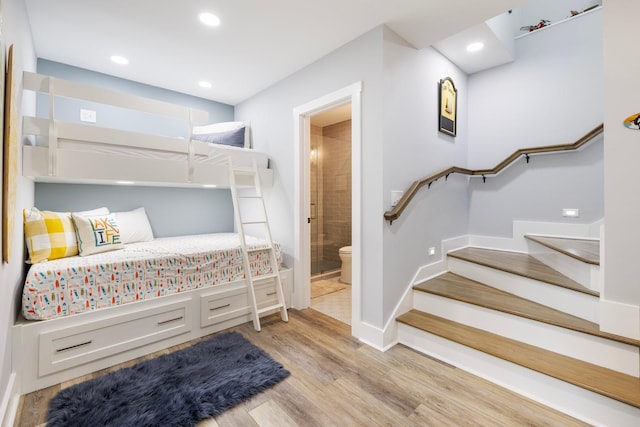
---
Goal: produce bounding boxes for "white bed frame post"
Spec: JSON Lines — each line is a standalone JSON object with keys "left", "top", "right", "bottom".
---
{"left": 47, "top": 76, "right": 57, "bottom": 177}
{"left": 187, "top": 108, "right": 195, "bottom": 183}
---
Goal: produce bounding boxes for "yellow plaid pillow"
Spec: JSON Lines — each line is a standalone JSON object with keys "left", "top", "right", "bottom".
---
{"left": 24, "top": 207, "right": 110, "bottom": 263}
{"left": 24, "top": 208, "right": 79, "bottom": 263}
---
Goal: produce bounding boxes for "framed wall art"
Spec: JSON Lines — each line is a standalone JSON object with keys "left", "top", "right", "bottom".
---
{"left": 3, "top": 44, "right": 18, "bottom": 263}
{"left": 438, "top": 77, "right": 457, "bottom": 137}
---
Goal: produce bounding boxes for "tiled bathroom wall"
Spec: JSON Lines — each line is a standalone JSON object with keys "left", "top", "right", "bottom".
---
{"left": 321, "top": 120, "right": 352, "bottom": 264}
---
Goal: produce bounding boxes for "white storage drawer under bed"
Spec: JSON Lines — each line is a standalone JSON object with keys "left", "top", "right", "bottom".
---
{"left": 200, "top": 268, "right": 292, "bottom": 328}
{"left": 200, "top": 286, "right": 251, "bottom": 329}
{"left": 38, "top": 298, "right": 192, "bottom": 377}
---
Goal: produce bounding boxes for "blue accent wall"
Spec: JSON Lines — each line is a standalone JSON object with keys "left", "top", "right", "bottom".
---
{"left": 34, "top": 60, "right": 236, "bottom": 236}
{"left": 35, "top": 184, "right": 234, "bottom": 238}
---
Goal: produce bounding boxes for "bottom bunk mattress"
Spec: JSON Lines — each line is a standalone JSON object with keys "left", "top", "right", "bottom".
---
{"left": 22, "top": 233, "right": 282, "bottom": 321}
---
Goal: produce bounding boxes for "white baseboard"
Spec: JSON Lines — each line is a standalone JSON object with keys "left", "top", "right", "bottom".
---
{"left": 600, "top": 299, "right": 640, "bottom": 340}
{"left": 1, "top": 373, "right": 19, "bottom": 427}
{"left": 355, "top": 320, "right": 389, "bottom": 351}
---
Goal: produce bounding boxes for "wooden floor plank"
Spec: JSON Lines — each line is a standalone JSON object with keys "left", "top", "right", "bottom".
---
{"left": 414, "top": 272, "right": 640, "bottom": 346}
{"left": 15, "top": 309, "right": 589, "bottom": 426}
{"left": 249, "top": 400, "right": 299, "bottom": 427}
{"left": 398, "top": 309, "right": 640, "bottom": 410}
{"left": 448, "top": 247, "right": 599, "bottom": 296}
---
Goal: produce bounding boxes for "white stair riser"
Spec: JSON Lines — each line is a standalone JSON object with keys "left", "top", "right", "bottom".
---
{"left": 397, "top": 323, "right": 640, "bottom": 427}
{"left": 414, "top": 291, "right": 639, "bottom": 376}
{"left": 448, "top": 257, "right": 598, "bottom": 323}
{"left": 527, "top": 240, "right": 600, "bottom": 291}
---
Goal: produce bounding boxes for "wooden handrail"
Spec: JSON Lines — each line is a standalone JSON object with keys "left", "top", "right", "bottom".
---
{"left": 385, "top": 124, "right": 604, "bottom": 223}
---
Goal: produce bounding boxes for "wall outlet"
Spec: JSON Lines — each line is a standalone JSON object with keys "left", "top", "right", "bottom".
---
{"left": 80, "top": 109, "right": 97, "bottom": 123}
{"left": 391, "top": 191, "right": 403, "bottom": 208}
{"left": 428, "top": 247, "right": 436, "bottom": 256}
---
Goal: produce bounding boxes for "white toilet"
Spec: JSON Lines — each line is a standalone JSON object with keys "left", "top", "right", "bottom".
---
{"left": 339, "top": 246, "right": 352, "bottom": 284}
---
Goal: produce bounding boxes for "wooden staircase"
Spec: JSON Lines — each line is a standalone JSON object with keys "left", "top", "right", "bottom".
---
{"left": 397, "top": 236, "right": 640, "bottom": 426}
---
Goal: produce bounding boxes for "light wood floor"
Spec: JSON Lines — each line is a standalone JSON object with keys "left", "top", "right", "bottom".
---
{"left": 15, "top": 309, "right": 589, "bottom": 427}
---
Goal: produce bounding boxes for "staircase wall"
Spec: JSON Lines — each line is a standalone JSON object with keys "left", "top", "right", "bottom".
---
{"left": 466, "top": 9, "right": 603, "bottom": 238}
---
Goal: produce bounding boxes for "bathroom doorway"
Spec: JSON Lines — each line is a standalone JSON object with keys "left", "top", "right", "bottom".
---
{"left": 308, "top": 104, "right": 352, "bottom": 325}
{"left": 292, "top": 81, "right": 362, "bottom": 335}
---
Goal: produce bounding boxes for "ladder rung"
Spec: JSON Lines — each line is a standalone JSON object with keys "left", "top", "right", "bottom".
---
{"left": 242, "top": 221, "right": 267, "bottom": 225}
{"left": 233, "top": 169, "right": 255, "bottom": 175}
{"left": 251, "top": 272, "right": 279, "bottom": 280}
{"left": 257, "top": 303, "right": 285, "bottom": 314}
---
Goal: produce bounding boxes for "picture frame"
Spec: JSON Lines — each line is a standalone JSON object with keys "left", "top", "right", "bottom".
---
{"left": 3, "top": 44, "right": 18, "bottom": 263}
{"left": 438, "top": 77, "right": 457, "bottom": 137}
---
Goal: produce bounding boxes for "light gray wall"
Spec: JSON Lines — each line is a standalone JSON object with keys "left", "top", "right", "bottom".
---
{"left": 1, "top": 0, "right": 37, "bottom": 408}
{"left": 236, "top": 26, "right": 386, "bottom": 326}
{"left": 33, "top": 61, "right": 237, "bottom": 238}
{"left": 37, "top": 59, "right": 234, "bottom": 137}
{"left": 382, "top": 30, "right": 470, "bottom": 324}
{"left": 35, "top": 184, "right": 233, "bottom": 237}
{"left": 236, "top": 26, "right": 472, "bottom": 328}
{"left": 467, "top": 9, "right": 603, "bottom": 236}
{"left": 468, "top": 139, "right": 603, "bottom": 236}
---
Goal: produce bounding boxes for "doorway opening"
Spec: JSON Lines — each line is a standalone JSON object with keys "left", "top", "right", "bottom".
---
{"left": 309, "top": 104, "right": 352, "bottom": 324}
{"left": 292, "top": 81, "right": 362, "bottom": 336}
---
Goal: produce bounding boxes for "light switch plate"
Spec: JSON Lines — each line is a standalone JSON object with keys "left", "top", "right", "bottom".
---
{"left": 391, "top": 191, "right": 403, "bottom": 208}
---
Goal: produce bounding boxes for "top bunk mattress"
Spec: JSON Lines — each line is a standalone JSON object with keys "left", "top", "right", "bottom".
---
{"left": 22, "top": 233, "right": 281, "bottom": 321}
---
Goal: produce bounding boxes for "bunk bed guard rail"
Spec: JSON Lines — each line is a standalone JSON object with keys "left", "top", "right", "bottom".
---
{"left": 21, "top": 71, "right": 209, "bottom": 182}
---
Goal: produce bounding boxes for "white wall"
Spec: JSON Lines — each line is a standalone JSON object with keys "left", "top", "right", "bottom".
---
{"left": 382, "top": 29, "right": 469, "bottom": 324}
{"left": 601, "top": 0, "right": 640, "bottom": 338}
{"left": 467, "top": 9, "right": 603, "bottom": 237}
{"left": 1, "top": 0, "right": 36, "bottom": 410}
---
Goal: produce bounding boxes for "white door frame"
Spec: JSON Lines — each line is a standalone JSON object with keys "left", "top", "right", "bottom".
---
{"left": 292, "top": 82, "right": 362, "bottom": 335}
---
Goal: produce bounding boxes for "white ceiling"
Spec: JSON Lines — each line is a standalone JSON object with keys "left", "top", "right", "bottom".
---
{"left": 24, "top": 0, "right": 526, "bottom": 106}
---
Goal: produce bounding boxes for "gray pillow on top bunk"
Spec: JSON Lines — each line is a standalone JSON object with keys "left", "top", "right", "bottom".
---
{"left": 192, "top": 127, "right": 245, "bottom": 148}
{"left": 192, "top": 121, "right": 249, "bottom": 149}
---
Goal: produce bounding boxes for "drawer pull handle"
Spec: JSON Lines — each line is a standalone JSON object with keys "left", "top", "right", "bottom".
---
{"left": 157, "top": 316, "right": 184, "bottom": 325}
{"left": 56, "top": 340, "right": 92, "bottom": 353}
{"left": 210, "top": 303, "right": 231, "bottom": 312}
{"left": 267, "top": 292, "right": 277, "bottom": 296}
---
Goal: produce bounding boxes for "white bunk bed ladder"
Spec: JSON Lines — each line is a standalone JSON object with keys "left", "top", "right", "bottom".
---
{"left": 228, "top": 158, "right": 288, "bottom": 331}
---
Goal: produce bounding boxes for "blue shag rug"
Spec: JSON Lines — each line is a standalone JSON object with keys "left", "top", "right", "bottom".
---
{"left": 46, "top": 332, "right": 290, "bottom": 427}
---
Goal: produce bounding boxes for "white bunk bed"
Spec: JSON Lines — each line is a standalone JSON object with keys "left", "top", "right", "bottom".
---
{"left": 13, "top": 72, "right": 290, "bottom": 394}
{"left": 21, "top": 71, "right": 272, "bottom": 187}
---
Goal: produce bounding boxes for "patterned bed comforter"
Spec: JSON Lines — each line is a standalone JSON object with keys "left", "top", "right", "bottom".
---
{"left": 22, "top": 233, "right": 281, "bottom": 321}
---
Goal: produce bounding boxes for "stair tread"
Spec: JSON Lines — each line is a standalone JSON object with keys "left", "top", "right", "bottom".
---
{"left": 397, "top": 310, "right": 640, "bottom": 409}
{"left": 449, "top": 247, "right": 599, "bottom": 297}
{"left": 525, "top": 235, "right": 600, "bottom": 265}
{"left": 414, "top": 272, "right": 640, "bottom": 347}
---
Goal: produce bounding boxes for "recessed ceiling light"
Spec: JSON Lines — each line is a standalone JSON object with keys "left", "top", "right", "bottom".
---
{"left": 199, "top": 12, "right": 220, "bottom": 27}
{"left": 199, "top": 81, "right": 212, "bottom": 89}
{"left": 110, "top": 55, "right": 129, "bottom": 65}
{"left": 466, "top": 42, "right": 484, "bottom": 53}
